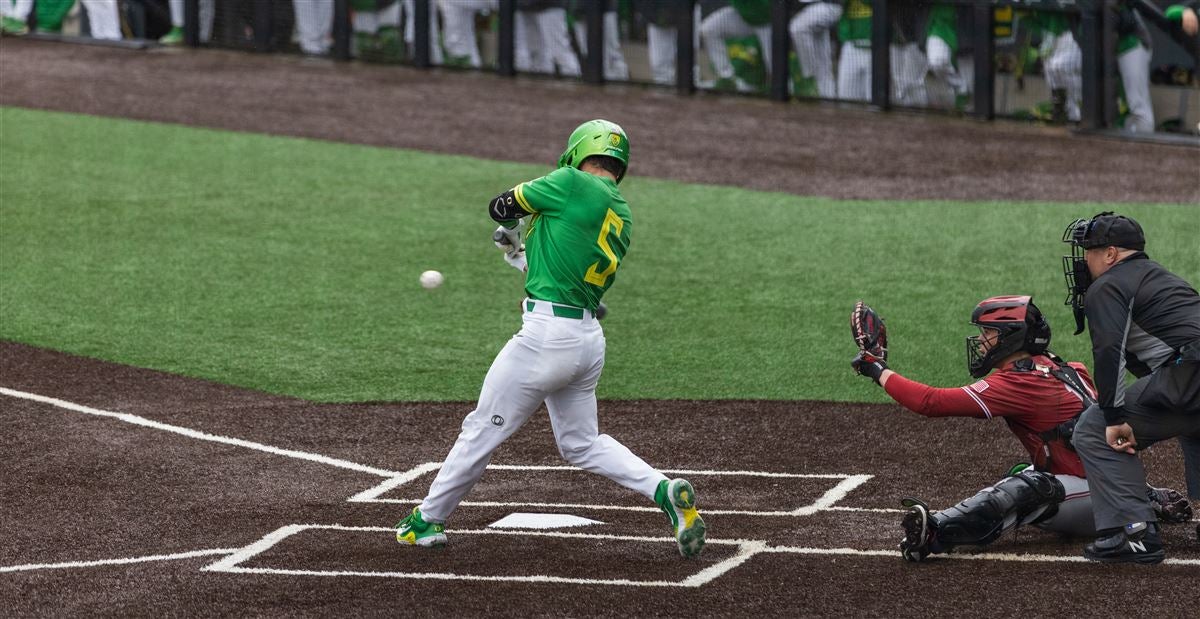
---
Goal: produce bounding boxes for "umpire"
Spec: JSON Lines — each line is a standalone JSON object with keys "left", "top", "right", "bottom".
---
{"left": 1062, "top": 211, "right": 1200, "bottom": 564}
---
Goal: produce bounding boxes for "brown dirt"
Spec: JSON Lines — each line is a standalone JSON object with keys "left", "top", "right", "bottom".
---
{"left": 1, "top": 39, "right": 1198, "bottom": 616}
{"left": 1, "top": 37, "right": 1197, "bottom": 204}
{"left": 2, "top": 342, "right": 1197, "bottom": 616}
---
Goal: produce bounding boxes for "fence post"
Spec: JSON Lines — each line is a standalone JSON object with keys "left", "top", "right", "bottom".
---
{"left": 676, "top": 0, "right": 696, "bottom": 95}
{"left": 1080, "top": 1, "right": 1104, "bottom": 128}
{"left": 498, "top": 0, "right": 516, "bottom": 76}
{"left": 584, "top": 0, "right": 605, "bottom": 84}
{"left": 333, "top": 0, "right": 351, "bottom": 61}
{"left": 413, "top": 0, "right": 431, "bottom": 68}
{"left": 769, "top": 0, "right": 790, "bottom": 101}
{"left": 254, "top": 0, "right": 274, "bottom": 53}
{"left": 184, "top": 0, "right": 199, "bottom": 46}
{"left": 870, "top": 0, "right": 891, "bottom": 109}
{"left": 973, "top": 0, "right": 995, "bottom": 120}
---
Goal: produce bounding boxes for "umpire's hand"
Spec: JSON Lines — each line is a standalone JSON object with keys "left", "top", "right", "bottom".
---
{"left": 1106, "top": 423, "right": 1137, "bottom": 454}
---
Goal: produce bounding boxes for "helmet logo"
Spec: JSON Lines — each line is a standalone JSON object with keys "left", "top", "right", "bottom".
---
{"left": 608, "top": 133, "right": 621, "bottom": 147}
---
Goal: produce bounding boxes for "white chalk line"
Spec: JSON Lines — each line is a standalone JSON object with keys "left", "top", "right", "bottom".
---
{"left": 203, "top": 524, "right": 758, "bottom": 588}
{"left": 352, "top": 463, "right": 878, "bottom": 517}
{"left": 203, "top": 524, "right": 1200, "bottom": 588}
{"left": 0, "top": 548, "right": 240, "bottom": 573}
{"left": 0, "top": 386, "right": 399, "bottom": 478}
{"left": 362, "top": 498, "right": 897, "bottom": 517}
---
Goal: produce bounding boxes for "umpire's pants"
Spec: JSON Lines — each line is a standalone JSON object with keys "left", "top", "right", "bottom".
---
{"left": 1074, "top": 365, "right": 1200, "bottom": 531}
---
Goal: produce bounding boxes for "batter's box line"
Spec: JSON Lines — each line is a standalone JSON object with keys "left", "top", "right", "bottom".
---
{"left": 201, "top": 524, "right": 768, "bottom": 588}
{"left": 348, "top": 463, "right": 883, "bottom": 516}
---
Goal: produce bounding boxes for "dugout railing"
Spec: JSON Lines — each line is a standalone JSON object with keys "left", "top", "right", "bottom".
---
{"left": 58, "top": 0, "right": 1195, "bottom": 134}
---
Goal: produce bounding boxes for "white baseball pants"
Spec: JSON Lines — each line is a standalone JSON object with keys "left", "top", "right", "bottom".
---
{"left": 646, "top": 5, "right": 700, "bottom": 85}
{"left": 699, "top": 5, "right": 771, "bottom": 81}
{"left": 419, "top": 300, "right": 666, "bottom": 523}
{"left": 1118, "top": 43, "right": 1154, "bottom": 133}
{"left": 168, "top": 0, "right": 214, "bottom": 40}
{"left": 837, "top": 42, "right": 871, "bottom": 102}
{"left": 1, "top": 0, "right": 32, "bottom": 20}
{"left": 515, "top": 7, "right": 580, "bottom": 76}
{"left": 926, "top": 35, "right": 967, "bottom": 97}
{"left": 572, "top": 10, "right": 629, "bottom": 80}
{"left": 81, "top": 0, "right": 120, "bottom": 40}
{"left": 439, "top": 0, "right": 495, "bottom": 67}
{"left": 404, "top": 0, "right": 444, "bottom": 64}
{"left": 1041, "top": 31, "right": 1082, "bottom": 122}
{"left": 293, "top": 0, "right": 332, "bottom": 54}
{"left": 789, "top": 1, "right": 842, "bottom": 98}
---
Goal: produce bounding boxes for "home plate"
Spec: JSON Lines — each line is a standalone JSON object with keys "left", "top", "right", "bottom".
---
{"left": 488, "top": 513, "right": 604, "bottom": 529}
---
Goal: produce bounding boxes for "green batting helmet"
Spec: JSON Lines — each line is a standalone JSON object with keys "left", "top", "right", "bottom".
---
{"left": 557, "top": 119, "right": 630, "bottom": 183}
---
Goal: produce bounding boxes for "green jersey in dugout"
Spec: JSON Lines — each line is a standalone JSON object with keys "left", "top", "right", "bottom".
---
{"left": 512, "top": 167, "right": 632, "bottom": 311}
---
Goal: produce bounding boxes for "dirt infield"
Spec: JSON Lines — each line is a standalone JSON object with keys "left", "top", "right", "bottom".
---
{"left": 2, "top": 39, "right": 1199, "bottom": 616}
{"left": 2, "top": 342, "right": 1198, "bottom": 616}
{"left": 1, "top": 37, "right": 1198, "bottom": 204}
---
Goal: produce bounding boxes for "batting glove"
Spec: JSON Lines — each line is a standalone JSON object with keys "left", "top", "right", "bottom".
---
{"left": 503, "top": 247, "right": 527, "bottom": 273}
{"left": 493, "top": 225, "right": 521, "bottom": 251}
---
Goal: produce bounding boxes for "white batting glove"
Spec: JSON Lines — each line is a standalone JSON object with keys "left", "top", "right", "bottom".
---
{"left": 502, "top": 247, "right": 527, "bottom": 273}
{"left": 493, "top": 225, "right": 521, "bottom": 251}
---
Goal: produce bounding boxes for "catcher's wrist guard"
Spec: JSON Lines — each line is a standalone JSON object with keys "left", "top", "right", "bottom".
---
{"left": 852, "top": 352, "right": 888, "bottom": 384}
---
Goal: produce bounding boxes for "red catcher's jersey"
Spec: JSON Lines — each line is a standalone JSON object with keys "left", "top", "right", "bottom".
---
{"left": 883, "top": 355, "right": 1096, "bottom": 477}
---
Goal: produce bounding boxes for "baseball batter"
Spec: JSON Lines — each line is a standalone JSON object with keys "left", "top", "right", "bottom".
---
{"left": 395, "top": 120, "right": 707, "bottom": 559}
{"left": 850, "top": 296, "right": 1192, "bottom": 561}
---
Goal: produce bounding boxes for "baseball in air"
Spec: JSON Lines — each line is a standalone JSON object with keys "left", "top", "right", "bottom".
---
{"left": 419, "top": 270, "right": 444, "bottom": 289}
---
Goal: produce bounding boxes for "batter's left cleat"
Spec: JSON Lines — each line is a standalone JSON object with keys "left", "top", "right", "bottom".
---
{"left": 657, "top": 478, "right": 706, "bottom": 558}
{"left": 395, "top": 507, "right": 447, "bottom": 548}
{"left": 899, "top": 497, "right": 935, "bottom": 563}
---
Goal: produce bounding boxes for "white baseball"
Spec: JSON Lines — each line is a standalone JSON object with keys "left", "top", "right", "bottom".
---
{"left": 419, "top": 270, "right": 444, "bottom": 289}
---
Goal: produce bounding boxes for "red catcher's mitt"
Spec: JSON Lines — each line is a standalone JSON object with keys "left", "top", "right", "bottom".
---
{"left": 851, "top": 301, "right": 888, "bottom": 362}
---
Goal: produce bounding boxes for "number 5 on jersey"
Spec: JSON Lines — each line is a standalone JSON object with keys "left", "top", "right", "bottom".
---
{"left": 585, "top": 208, "right": 623, "bottom": 287}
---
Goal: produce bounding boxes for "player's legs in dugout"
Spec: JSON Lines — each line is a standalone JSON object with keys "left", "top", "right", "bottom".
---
{"left": 419, "top": 311, "right": 587, "bottom": 523}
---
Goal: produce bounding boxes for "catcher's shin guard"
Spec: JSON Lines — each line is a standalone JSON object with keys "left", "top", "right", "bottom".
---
{"left": 928, "top": 470, "right": 1066, "bottom": 549}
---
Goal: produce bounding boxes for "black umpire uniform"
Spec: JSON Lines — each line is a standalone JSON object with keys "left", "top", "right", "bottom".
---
{"left": 1063, "top": 212, "right": 1200, "bottom": 561}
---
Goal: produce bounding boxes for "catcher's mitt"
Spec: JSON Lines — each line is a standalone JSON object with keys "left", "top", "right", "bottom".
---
{"left": 851, "top": 301, "right": 888, "bottom": 362}
{"left": 1148, "top": 486, "right": 1193, "bottom": 525}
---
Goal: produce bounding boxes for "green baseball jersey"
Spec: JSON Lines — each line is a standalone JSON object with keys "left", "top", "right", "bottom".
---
{"left": 732, "top": 0, "right": 773, "bottom": 26}
{"left": 512, "top": 167, "right": 631, "bottom": 311}
{"left": 927, "top": 4, "right": 958, "bottom": 52}
{"left": 839, "top": 0, "right": 873, "bottom": 46}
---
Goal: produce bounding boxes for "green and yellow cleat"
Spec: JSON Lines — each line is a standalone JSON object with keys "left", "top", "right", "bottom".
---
{"left": 395, "top": 507, "right": 447, "bottom": 548}
{"left": 656, "top": 478, "right": 706, "bottom": 558}
{"left": 158, "top": 26, "right": 183, "bottom": 45}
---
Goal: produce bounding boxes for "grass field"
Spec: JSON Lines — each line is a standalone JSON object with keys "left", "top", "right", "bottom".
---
{"left": 2, "top": 106, "right": 1197, "bottom": 402}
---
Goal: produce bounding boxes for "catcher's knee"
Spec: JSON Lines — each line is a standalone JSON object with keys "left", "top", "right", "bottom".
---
{"left": 932, "top": 471, "right": 1065, "bottom": 547}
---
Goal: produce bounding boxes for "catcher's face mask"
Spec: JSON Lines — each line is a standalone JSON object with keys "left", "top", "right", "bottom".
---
{"left": 1062, "top": 218, "right": 1095, "bottom": 335}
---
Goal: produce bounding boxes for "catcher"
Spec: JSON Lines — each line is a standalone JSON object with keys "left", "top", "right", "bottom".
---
{"left": 850, "top": 296, "right": 1192, "bottom": 562}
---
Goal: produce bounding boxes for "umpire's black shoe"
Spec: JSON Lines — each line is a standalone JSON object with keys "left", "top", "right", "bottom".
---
{"left": 1083, "top": 523, "right": 1164, "bottom": 565}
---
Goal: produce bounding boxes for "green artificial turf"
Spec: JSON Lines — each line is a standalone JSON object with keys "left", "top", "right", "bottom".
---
{"left": 2, "top": 107, "right": 1197, "bottom": 402}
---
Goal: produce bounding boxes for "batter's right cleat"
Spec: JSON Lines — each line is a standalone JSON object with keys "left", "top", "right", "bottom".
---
{"left": 656, "top": 478, "right": 706, "bottom": 558}
{"left": 395, "top": 507, "right": 447, "bottom": 548}
{"left": 899, "top": 497, "right": 935, "bottom": 563}
{"left": 1083, "top": 522, "right": 1164, "bottom": 565}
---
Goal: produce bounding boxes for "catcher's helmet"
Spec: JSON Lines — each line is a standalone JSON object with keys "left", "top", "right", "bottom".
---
{"left": 557, "top": 119, "right": 629, "bottom": 183}
{"left": 966, "top": 295, "right": 1051, "bottom": 378}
